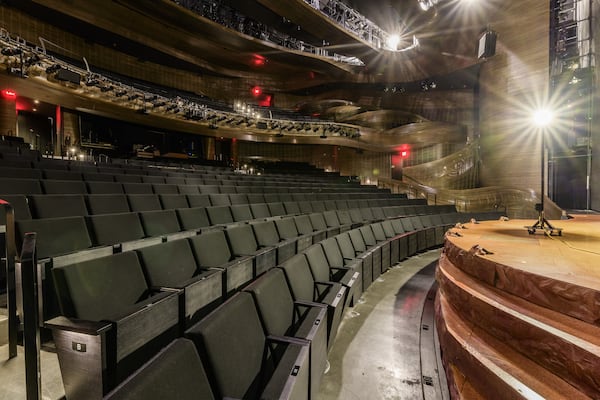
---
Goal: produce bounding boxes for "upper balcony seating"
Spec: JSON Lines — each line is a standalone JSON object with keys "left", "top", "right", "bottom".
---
{"left": 185, "top": 292, "right": 311, "bottom": 400}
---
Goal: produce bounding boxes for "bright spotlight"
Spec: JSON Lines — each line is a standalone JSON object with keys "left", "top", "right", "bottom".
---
{"left": 386, "top": 34, "right": 400, "bottom": 50}
{"left": 532, "top": 109, "right": 553, "bottom": 127}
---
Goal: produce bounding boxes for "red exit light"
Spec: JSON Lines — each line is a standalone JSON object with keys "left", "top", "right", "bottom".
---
{"left": 2, "top": 89, "right": 17, "bottom": 99}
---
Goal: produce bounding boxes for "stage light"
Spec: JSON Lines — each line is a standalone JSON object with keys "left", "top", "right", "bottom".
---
{"left": 532, "top": 109, "right": 553, "bottom": 127}
{"left": 251, "top": 86, "right": 262, "bottom": 96}
{"left": 386, "top": 34, "right": 400, "bottom": 50}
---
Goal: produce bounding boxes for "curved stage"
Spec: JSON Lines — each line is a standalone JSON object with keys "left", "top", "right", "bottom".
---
{"left": 435, "top": 215, "right": 600, "bottom": 399}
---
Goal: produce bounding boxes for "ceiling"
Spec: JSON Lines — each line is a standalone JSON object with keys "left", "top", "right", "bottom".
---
{"left": 13, "top": 0, "right": 485, "bottom": 87}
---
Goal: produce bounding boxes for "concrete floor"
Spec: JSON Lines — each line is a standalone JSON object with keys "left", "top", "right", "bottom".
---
{"left": 318, "top": 249, "right": 448, "bottom": 400}
{"left": 0, "top": 250, "right": 447, "bottom": 400}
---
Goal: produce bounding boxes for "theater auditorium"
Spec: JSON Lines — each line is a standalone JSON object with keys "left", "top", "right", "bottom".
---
{"left": 0, "top": 1, "right": 599, "bottom": 399}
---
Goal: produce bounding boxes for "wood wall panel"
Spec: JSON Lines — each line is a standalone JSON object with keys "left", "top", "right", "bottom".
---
{"left": 478, "top": 2, "right": 550, "bottom": 194}
{"left": 0, "top": 97, "right": 17, "bottom": 136}
{"left": 237, "top": 141, "right": 391, "bottom": 183}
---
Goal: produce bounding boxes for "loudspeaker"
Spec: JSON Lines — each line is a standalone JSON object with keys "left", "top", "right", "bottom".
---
{"left": 478, "top": 31, "right": 497, "bottom": 59}
{"left": 256, "top": 121, "right": 268, "bottom": 129}
{"left": 56, "top": 69, "right": 81, "bottom": 85}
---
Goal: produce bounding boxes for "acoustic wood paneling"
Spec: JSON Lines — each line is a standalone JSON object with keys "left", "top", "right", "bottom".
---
{"left": 237, "top": 141, "right": 391, "bottom": 183}
{"left": 478, "top": 2, "right": 550, "bottom": 195}
{"left": 0, "top": 97, "right": 17, "bottom": 136}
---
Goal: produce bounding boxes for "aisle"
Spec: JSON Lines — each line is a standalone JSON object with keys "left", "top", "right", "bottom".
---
{"left": 318, "top": 249, "right": 449, "bottom": 400}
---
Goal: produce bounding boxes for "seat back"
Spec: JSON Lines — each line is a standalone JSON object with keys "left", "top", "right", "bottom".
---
{"left": 42, "top": 179, "right": 87, "bottom": 194}
{"left": 251, "top": 220, "right": 280, "bottom": 247}
{"left": 122, "top": 183, "right": 153, "bottom": 194}
{"left": 278, "top": 254, "right": 315, "bottom": 303}
{"left": 188, "top": 230, "right": 233, "bottom": 267}
{"left": 226, "top": 224, "right": 259, "bottom": 255}
{"left": 349, "top": 229, "right": 368, "bottom": 252}
{"left": 359, "top": 225, "right": 378, "bottom": 246}
{"left": 86, "top": 194, "right": 130, "bottom": 215}
{"left": 176, "top": 207, "right": 210, "bottom": 231}
{"left": 136, "top": 239, "right": 197, "bottom": 287}
{"left": 308, "top": 213, "right": 328, "bottom": 230}
{"left": 104, "top": 338, "right": 215, "bottom": 400}
{"left": 230, "top": 204, "right": 253, "bottom": 222}
{"left": 185, "top": 292, "right": 268, "bottom": 399}
{"left": 16, "top": 216, "right": 92, "bottom": 259}
{"left": 139, "top": 209, "right": 181, "bottom": 237}
{"left": 322, "top": 211, "right": 341, "bottom": 228}
{"left": 128, "top": 194, "right": 162, "bottom": 212}
{"left": 53, "top": 251, "right": 148, "bottom": 320}
{"left": 28, "top": 194, "right": 88, "bottom": 219}
{"left": 159, "top": 194, "right": 189, "bottom": 210}
{"left": 0, "top": 194, "right": 31, "bottom": 223}
{"left": 186, "top": 194, "right": 211, "bottom": 208}
{"left": 86, "top": 181, "right": 124, "bottom": 194}
{"left": 304, "top": 244, "right": 331, "bottom": 283}
{"left": 206, "top": 205, "right": 234, "bottom": 225}
{"left": 283, "top": 201, "right": 300, "bottom": 215}
{"left": 293, "top": 215, "right": 314, "bottom": 235}
{"left": 177, "top": 185, "right": 199, "bottom": 195}
{"left": 274, "top": 217, "right": 299, "bottom": 240}
{"left": 267, "top": 202, "right": 286, "bottom": 217}
{"left": 243, "top": 269, "right": 294, "bottom": 337}
{"left": 250, "top": 203, "right": 270, "bottom": 219}
{"left": 83, "top": 172, "right": 114, "bottom": 183}
{"left": 209, "top": 193, "right": 231, "bottom": 206}
{"left": 321, "top": 237, "right": 345, "bottom": 268}
{"left": 228, "top": 193, "right": 248, "bottom": 205}
{"left": 335, "top": 232, "right": 357, "bottom": 260}
{"left": 87, "top": 212, "right": 145, "bottom": 246}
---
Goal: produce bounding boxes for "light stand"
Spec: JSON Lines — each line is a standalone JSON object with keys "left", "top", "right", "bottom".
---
{"left": 525, "top": 120, "right": 562, "bottom": 236}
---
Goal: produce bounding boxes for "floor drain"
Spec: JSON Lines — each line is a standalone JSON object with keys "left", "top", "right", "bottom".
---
{"left": 423, "top": 376, "right": 434, "bottom": 386}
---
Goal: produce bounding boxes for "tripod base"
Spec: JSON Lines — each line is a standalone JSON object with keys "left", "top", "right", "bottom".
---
{"left": 525, "top": 211, "right": 563, "bottom": 236}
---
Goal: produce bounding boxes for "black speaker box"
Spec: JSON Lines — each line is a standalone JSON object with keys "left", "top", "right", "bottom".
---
{"left": 478, "top": 31, "right": 497, "bottom": 59}
{"left": 56, "top": 69, "right": 81, "bottom": 84}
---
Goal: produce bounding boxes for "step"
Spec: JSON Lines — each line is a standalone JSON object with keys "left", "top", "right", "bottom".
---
{"left": 436, "top": 293, "right": 591, "bottom": 400}
{"left": 437, "top": 255, "right": 600, "bottom": 398}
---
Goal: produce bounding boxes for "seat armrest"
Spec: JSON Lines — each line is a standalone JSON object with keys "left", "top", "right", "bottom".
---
{"left": 45, "top": 316, "right": 112, "bottom": 335}
{"left": 267, "top": 334, "right": 311, "bottom": 347}
{"left": 294, "top": 299, "right": 327, "bottom": 309}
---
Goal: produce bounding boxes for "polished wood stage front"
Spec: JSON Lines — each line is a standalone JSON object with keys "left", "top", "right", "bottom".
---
{"left": 435, "top": 215, "right": 600, "bottom": 399}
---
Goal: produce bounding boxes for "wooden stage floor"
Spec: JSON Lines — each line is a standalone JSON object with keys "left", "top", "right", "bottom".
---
{"left": 435, "top": 214, "right": 600, "bottom": 399}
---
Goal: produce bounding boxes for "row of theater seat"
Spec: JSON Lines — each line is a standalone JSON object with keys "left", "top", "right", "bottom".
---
{"left": 1, "top": 191, "right": 410, "bottom": 221}
{"left": 0, "top": 177, "right": 374, "bottom": 196}
{"left": 0, "top": 158, "right": 354, "bottom": 184}
{"left": 16, "top": 202, "right": 445, "bottom": 263}
{"left": 0, "top": 166, "right": 362, "bottom": 187}
{"left": 48, "top": 210, "right": 502, "bottom": 400}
